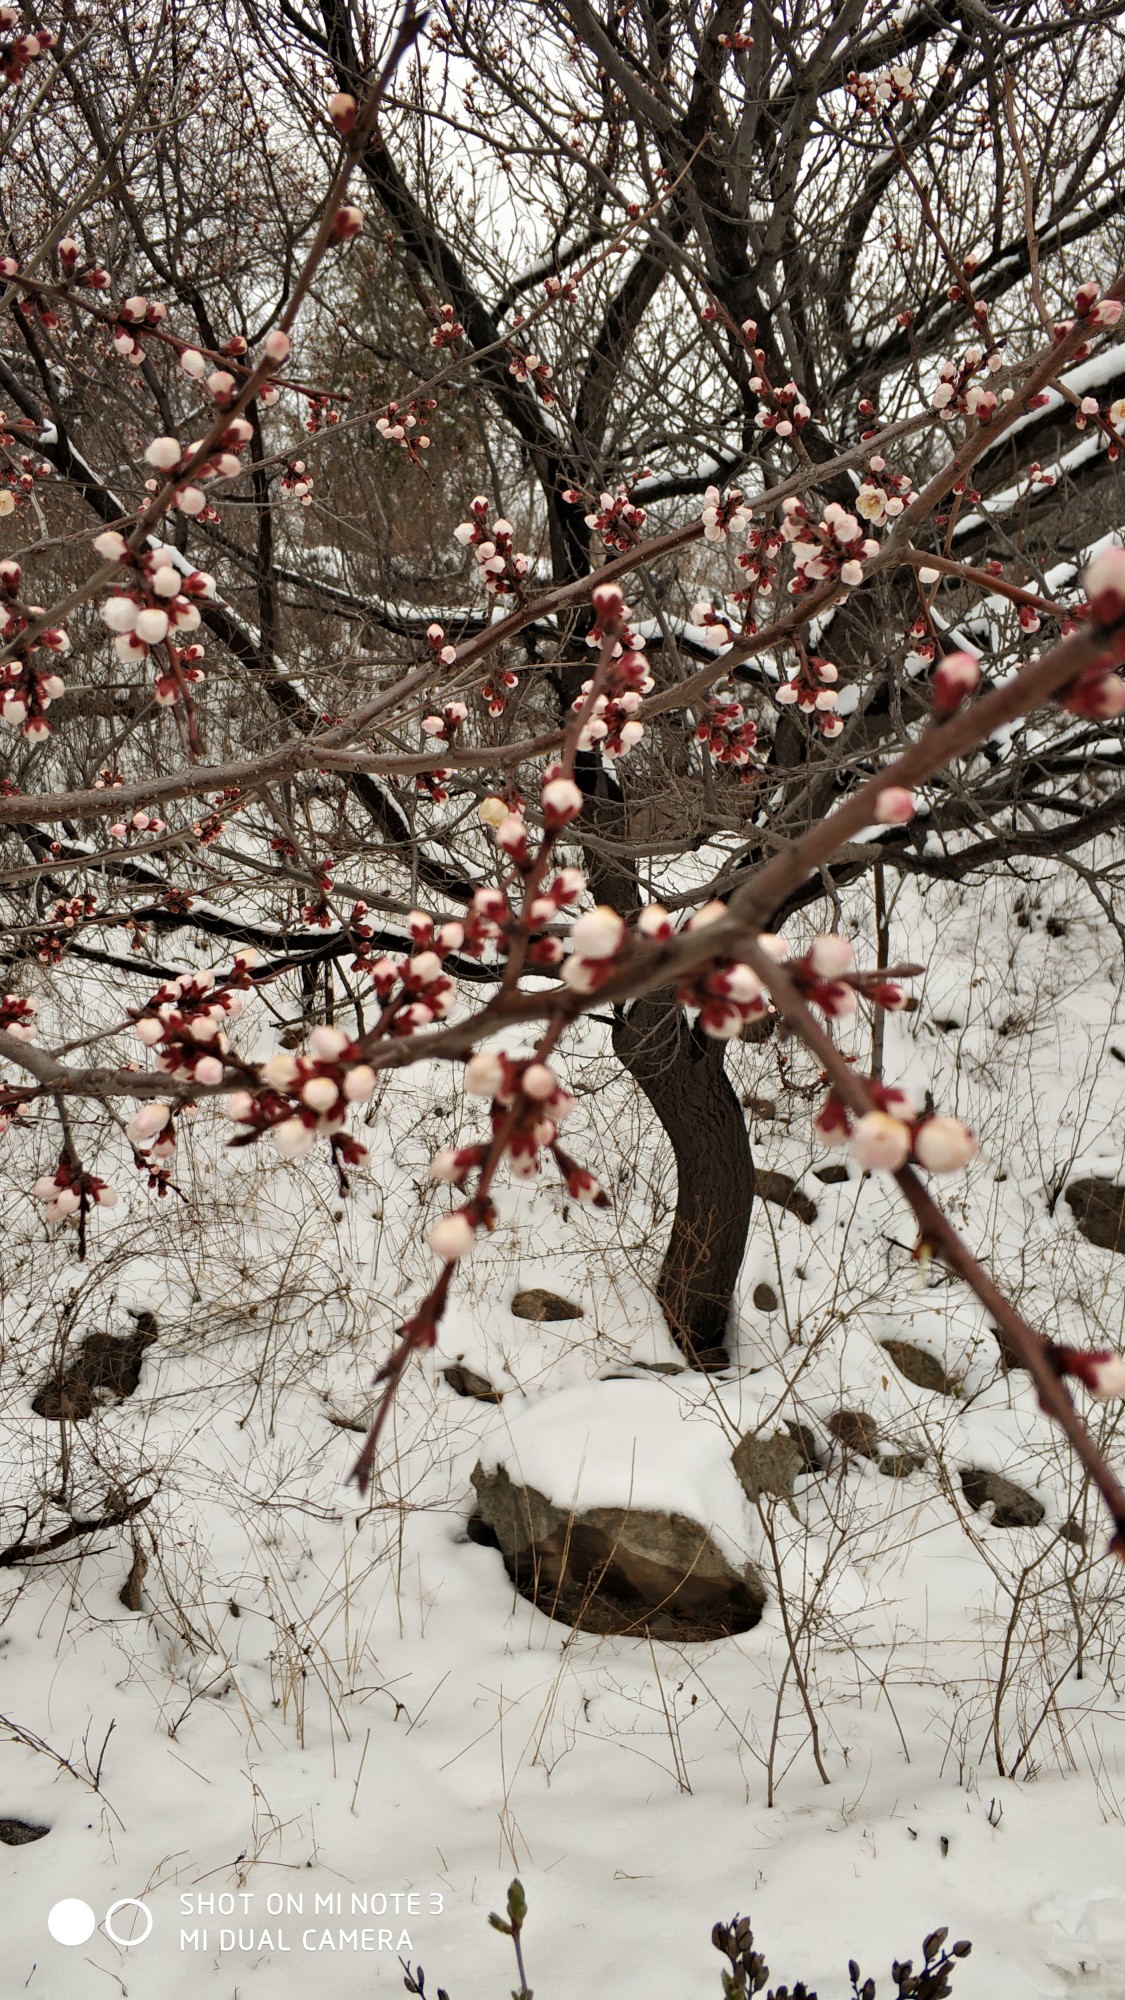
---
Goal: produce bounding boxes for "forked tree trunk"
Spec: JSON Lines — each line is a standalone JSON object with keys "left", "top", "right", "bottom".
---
{"left": 611, "top": 993, "right": 754, "bottom": 1370}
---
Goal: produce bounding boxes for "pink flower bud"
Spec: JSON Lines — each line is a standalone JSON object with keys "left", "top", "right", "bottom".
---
{"left": 688, "top": 900, "right": 728, "bottom": 931}
{"left": 1083, "top": 545, "right": 1125, "bottom": 624}
{"left": 570, "top": 906, "right": 625, "bottom": 959}
{"left": 851, "top": 1111, "right": 912, "bottom": 1171}
{"left": 874, "top": 787, "right": 916, "bottom": 825}
{"left": 429, "top": 1211, "right": 475, "bottom": 1260}
{"left": 126, "top": 1101, "right": 172, "bottom": 1143}
{"left": 522, "top": 1063, "right": 557, "bottom": 1100}
{"left": 94, "top": 530, "right": 129, "bottom": 560}
{"left": 327, "top": 91, "right": 357, "bottom": 134}
{"left": 541, "top": 776, "right": 583, "bottom": 823}
{"left": 135, "top": 1017, "right": 164, "bottom": 1046}
{"left": 272, "top": 1116, "right": 316, "bottom": 1158}
{"left": 145, "top": 436, "right": 181, "bottom": 469}
{"left": 302, "top": 1075, "right": 339, "bottom": 1113}
{"left": 101, "top": 595, "right": 139, "bottom": 633}
{"left": 331, "top": 205, "right": 364, "bottom": 242}
{"left": 95, "top": 1185, "right": 119, "bottom": 1207}
{"left": 428, "top": 1148, "right": 464, "bottom": 1183}
{"left": 932, "top": 650, "right": 980, "bottom": 708}
{"left": 912, "top": 1116, "right": 978, "bottom": 1172}
{"left": 261, "top": 1051, "right": 300, "bottom": 1088}
{"left": 134, "top": 607, "right": 170, "bottom": 644}
{"left": 308, "top": 1025, "right": 349, "bottom": 1060}
{"left": 343, "top": 1064, "right": 376, "bottom": 1101}
{"left": 195, "top": 1056, "right": 224, "bottom": 1086}
{"left": 636, "top": 903, "right": 672, "bottom": 939}
{"left": 808, "top": 933, "right": 853, "bottom": 977}
{"left": 206, "top": 370, "right": 235, "bottom": 401}
{"left": 464, "top": 1051, "right": 505, "bottom": 1097}
{"left": 224, "top": 1091, "right": 254, "bottom": 1121}
{"left": 263, "top": 329, "right": 291, "bottom": 362}
{"left": 180, "top": 347, "right": 207, "bottom": 377}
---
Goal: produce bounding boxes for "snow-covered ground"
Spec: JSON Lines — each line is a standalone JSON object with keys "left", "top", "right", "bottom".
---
{"left": 5, "top": 858, "right": 1125, "bottom": 1999}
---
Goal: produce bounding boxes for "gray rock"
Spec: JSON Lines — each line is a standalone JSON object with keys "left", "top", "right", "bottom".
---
{"left": 959, "top": 1466, "right": 1045, "bottom": 1528}
{"left": 469, "top": 1463, "right": 765, "bottom": 1640}
{"left": 509, "top": 1288, "right": 583, "bottom": 1322}
{"left": 1065, "top": 1179, "right": 1125, "bottom": 1253}
{"left": 731, "top": 1431, "right": 804, "bottom": 1517}
{"left": 0, "top": 1820, "right": 49, "bottom": 1845}
{"left": 752, "top": 1282, "right": 779, "bottom": 1312}
{"left": 878, "top": 1449, "right": 926, "bottom": 1479}
{"left": 879, "top": 1339, "right": 959, "bottom": 1396}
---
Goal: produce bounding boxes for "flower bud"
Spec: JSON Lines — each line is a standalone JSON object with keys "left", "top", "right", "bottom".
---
{"left": 328, "top": 91, "right": 357, "bottom": 134}
{"left": 541, "top": 776, "right": 583, "bottom": 824}
{"left": 851, "top": 1111, "right": 911, "bottom": 1171}
{"left": 134, "top": 607, "right": 170, "bottom": 644}
{"left": 873, "top": 787, "right": 916, "bottom": 825}
{"left": 429, "top": 1211, "right": 475, "bottom": 1260}
{"left": 126, "top": 1101, "right": 172, "bottom": 1143}
{"left": 263, "top": 329, "right": 290, "bottom": 362}
{"left": 521, "top": 1062, "right": 557, "bottom": 1100}
{"left": 308, "top": 1025, "right": 349, "bottom": 1060}
{"left": 570, "top": 906, "right": 625, "bottom": 959}
{"left": 912, "top": 1116, "right": 978, "bottom": 1172}
{"left": 343, "top": 1064, "right": 376, "bottom": 1101}
{"left": 808, "top": 933, "right": 853, "bottom": 977}
{"left": 301, "top": 1075, "right": 339, "bottom": 1113}
{"left": 464, "top": 1051, "right": 506, "bottom": 1097}
{"left": 145, "top": 436, "right": 181, "bottom": 470}
{"left": 272, "top": 1116, "right": 316, "bottom": 1158}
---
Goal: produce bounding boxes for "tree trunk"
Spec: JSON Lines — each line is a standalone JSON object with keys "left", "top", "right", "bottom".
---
{"left": 611, "top": 994, "right": 754, "bottom": 1371}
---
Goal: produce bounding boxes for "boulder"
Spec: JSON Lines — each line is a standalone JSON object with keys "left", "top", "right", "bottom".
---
{"left": 468, "top": 1463, "right": 765, "bottom": 1640}
{"left": 1065, "top": 1179, "right": 1125, "bottom": 1253}
{"left": 509, "top": 1288, "right": 583, "bottom": 1322}
{"left": 959, "top": 1467, "right": 1045, "bottom": 1528}
{"left": 879, "top": 1339, "right": 959, "bottom": 1396}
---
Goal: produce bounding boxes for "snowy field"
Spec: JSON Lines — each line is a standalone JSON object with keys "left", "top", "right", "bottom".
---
{"left": 5, "top": 859, "right": 1125, "bottom": 1999}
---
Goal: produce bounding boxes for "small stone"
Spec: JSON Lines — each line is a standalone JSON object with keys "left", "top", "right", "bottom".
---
{"left": 1065, "top": 1178, "right": 1125, "bottom": 1253}
{"left": 752, "top": 1282, "right": 779, "bottom": 1312}
{"left": 509, "top": 1288, "right": 583, "bottom": 1322}
{"left": 959, "top": 1467, "right": 1045, "bottom": 1528}
{"left": 0, "top": 1820, "right": 49, "bottom": 1845}
{"left": 828, "top": 1408, "right": 879, "bottom": 1457}
{"left": 443, "top": 1363, "right": 504, "bottom": 1403}
{"left": 878, "top": 1449, "right": 925, "bottom": 1479}
{"left": 755, "top": 1169, "right": 818, "bottom": 1225}
{"left": 814, "top": 1163, "right": 850, "bottom": 1184}
{"left": 879, "top": 1339, "right": 959, "bottom": 1396}
{"left": 732, "top": 1431, "right": 805, "bottom": 1517}
{"left": 784, "top": 1420, "right": 823, "bottom": 1472}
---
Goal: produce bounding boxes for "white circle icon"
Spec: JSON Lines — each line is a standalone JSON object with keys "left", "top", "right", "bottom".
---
{"left": 104, "top": 1898, "right": 154, "bottom": 1947}
{"left": 47, "top": 1899, "right": 97, "bottom": 1946}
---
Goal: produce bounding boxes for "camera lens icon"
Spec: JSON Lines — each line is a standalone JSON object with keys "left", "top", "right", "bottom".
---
{"left": 47, "top": 1898, "right": 153, "bottom": 1948}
